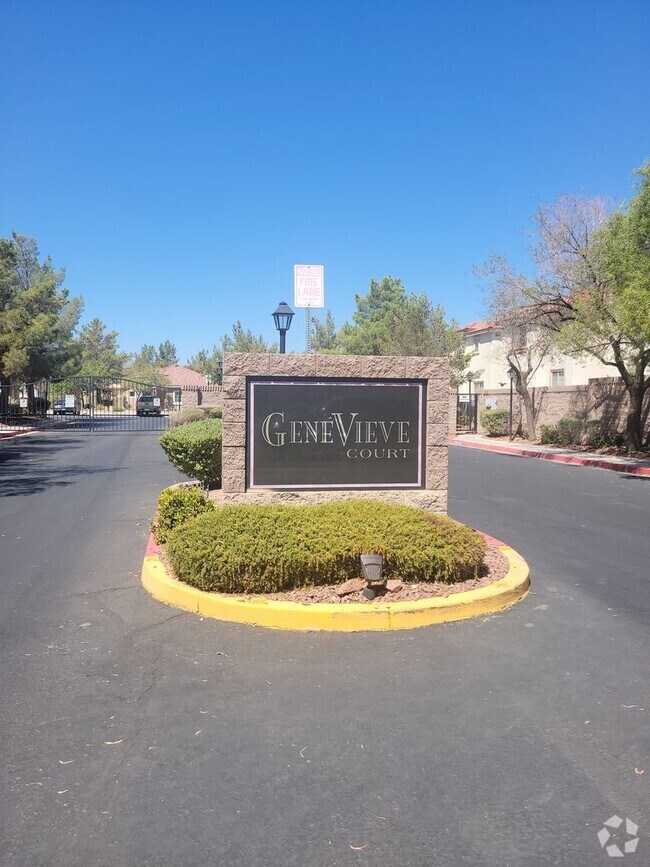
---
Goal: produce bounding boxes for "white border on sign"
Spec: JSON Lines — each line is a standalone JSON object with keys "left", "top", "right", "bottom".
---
{"left": 294, "top": 264, "right": 325, "bottom": 308}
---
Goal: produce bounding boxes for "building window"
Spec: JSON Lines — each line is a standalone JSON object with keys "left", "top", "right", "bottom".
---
{"left": 551, "top": 369, "right": 565, "bottom": 387}
{"left": 473, "top": 381, "right": 484, "bottom": 391}
{"left": 473, "top": 338, "right": 479, "bottom": 353}
{"left": 173, "top": 388, "right": 182, "bottom": 404}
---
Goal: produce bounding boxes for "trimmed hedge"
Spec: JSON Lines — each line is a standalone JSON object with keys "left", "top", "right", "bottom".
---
{"left": 165, "top": 500, "right": 487, "bottom": 594}
{"left": 159, "top": 419, "right": 222, "bottom": 487}
{"left": 480, "top": 408, "right": 509, "bottom": 437}
{"left": 152, "top": 484, "right": 215, "bottom": 544}
{"left": 170, "top": 406, "right": 223, "bottom": 427}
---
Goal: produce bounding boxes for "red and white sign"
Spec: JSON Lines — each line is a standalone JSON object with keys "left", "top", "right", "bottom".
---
{"left": 294, "top": 264, "right": 324, "bottom": 308}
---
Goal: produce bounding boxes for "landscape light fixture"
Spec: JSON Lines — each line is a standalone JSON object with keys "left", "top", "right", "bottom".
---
{"left": 272, "top": 301, "right": 294, "bottom": 354}
{"left": 360, "top": 554, "right": 384, "bottom": 600}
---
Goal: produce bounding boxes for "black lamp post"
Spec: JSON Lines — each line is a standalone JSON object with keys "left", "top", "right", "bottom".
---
{"left": 508, "top": 366, "right": 517, "bottom": 440}
{"left": 272, "top": 302, "right": 294, "bottom": 354}
{"left": 466, "top": 371, "right": 475, "bottom": 432}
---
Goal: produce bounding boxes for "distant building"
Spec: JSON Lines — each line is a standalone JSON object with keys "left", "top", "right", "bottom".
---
{"left": 458, "top": 320, "right": 618, "bottom": 393}
{"left": 159, "top": 365, "right": 209, "bottom": 388}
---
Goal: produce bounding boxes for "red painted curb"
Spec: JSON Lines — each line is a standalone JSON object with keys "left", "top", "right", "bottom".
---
{"left": 451, "top": 438, "right": 650, "bottom": 477}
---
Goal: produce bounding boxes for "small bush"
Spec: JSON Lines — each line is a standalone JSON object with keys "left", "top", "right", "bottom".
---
{"left": 584, "top": 420, "right": 625, "bottom": 449}
{"left": 480, "top": 408, "right": 509, "bottom": 437}
{"left": 170, "top": 406, "right": 223, "bottom": 427}
{"left": 541, "top": 417, "right": 584, "bottom": 446}
{"left": 159, "top": 419, "right": 222, "bottom": 487}
{"left": 165, "top": 500, "right": 487, "bottom": 594}
{"left": 152, "top": 484, "right": 215, "bottom": 544}
{"left": 171, "top": 407, "right": 210, "bottom": 427}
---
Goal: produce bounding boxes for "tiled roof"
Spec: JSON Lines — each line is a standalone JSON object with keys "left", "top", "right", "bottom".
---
{"left": 160, "top": 365, "right": 208, "bottom": 387}
{"left": 459, "top": 320, "right": 494, "bottom": 334}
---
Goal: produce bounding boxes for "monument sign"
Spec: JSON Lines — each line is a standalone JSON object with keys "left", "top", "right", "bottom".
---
{"left": 248, "top": 378, "right": 425, "bottom": 489}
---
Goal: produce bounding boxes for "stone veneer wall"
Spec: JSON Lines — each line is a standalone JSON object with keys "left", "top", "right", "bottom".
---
{"left": 473, "top": 378, "right": 649, "bottom": 438}
{"left": 220, "top": 353, "right": 450, "bottom": 514}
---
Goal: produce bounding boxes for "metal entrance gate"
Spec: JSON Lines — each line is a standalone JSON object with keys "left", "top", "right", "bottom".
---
{"left": 456, "top": 393, "right": 478, "bottom": 433}
{"left": 0, "top": 376, "right": 178, "bottom": 432}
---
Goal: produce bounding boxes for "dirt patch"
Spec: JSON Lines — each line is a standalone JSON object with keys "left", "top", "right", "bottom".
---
{"left": 263, "top": 543, "right": 510, "bottom": 605}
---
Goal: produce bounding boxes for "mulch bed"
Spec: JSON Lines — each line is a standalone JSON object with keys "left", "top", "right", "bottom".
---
{"left": 263, "top": 542, "right": 510, "bottom": 605}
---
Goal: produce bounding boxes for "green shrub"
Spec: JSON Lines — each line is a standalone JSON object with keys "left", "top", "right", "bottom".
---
{"left": 165, "top": 500, "right": 487, "bottom": 594}
{"left": 170, "top": 406, "right": 223, "bottom": 427}
{"left": 584, "top": 420, "right": 625, "bottom": 449}
{"left": 159, "top": 419, "right": 222, "bottom": 487}
{"left": 540, "top": 417, "right": 584, "bottom": 446}
{"left": 152, "top": 484, "right": 215, "bottom": 544}
{"left": 171, "top": 407, "right": 210, "bottom": 427}
{"left": 480, "top": 408, "right": 509, "bottom": 437}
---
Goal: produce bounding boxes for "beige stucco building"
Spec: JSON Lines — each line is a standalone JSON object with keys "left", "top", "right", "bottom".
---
{"left": 458, "top": 320, "right": 618, "bottom": 393}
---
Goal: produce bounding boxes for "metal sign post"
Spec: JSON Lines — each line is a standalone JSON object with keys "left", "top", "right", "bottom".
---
{"left": 294, "top": 264, "right": 324, "bottom": 353}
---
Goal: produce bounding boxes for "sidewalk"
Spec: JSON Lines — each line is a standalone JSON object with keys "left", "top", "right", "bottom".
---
{"left": 451, "top": 433, "right": 650, "bottom": 477}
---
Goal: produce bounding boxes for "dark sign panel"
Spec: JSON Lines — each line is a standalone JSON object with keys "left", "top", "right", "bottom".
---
{"left": 248, "top": 378, "right": 425, "bottom": 490}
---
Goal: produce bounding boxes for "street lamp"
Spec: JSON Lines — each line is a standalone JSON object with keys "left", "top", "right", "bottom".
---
{"left": 508, "top": 366, "right": 517, "bottom": 441}
{"left": 272, "top": 302, "right": 295, "bottom": 354}
{"left": 466, "top": 371, "right": 475, "bottom": 432}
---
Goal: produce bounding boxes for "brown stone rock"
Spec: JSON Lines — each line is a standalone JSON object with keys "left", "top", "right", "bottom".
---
{"left": 386, "top": 579, "right": 404, "bottom": 593}
{"left": 336, "top": 578, "right": 365, "bottom": 596}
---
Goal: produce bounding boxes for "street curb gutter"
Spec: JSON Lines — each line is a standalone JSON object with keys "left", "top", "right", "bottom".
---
{"left": 141, "top": 535, "right": 530, "bottom": 632}
{"left": 451, "top": 438, "right": 650, "bottom": 477}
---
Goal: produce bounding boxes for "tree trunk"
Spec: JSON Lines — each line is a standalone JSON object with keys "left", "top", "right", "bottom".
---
{"left": 625, "top": 382, "right": 646, "bottom": 451}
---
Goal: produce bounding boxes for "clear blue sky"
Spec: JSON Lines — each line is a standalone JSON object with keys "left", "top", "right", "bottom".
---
{"left": 1, "top": 0, "right": 648, "bottom": 361}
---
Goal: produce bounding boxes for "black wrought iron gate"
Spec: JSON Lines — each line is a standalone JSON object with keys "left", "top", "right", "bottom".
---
{"left": 0, "top": 376, "right": 178, "bottom": 432}
{"left": 456, "top": 393, "right": 478, "bottom": 433}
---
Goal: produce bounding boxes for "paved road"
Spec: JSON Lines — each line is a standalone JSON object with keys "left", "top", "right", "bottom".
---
{"left": 0, "top": 435, "right": 648, "bottom": 866}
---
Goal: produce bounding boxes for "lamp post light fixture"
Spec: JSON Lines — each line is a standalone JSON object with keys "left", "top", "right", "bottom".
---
{"left": 272, "top": 301, "right": 295, "bottom": 354}
{"left": 360, "top": 554, "right": 384, "bottom": 600}
{"left": 466, "top": 371, "right": 475, "bottom": 432}
{"left": 508, "top": 365, "right": 517, "bottom": 440}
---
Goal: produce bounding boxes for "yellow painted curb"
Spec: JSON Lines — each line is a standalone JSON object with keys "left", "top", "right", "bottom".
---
{"left": 141, "top": 544, "right": 530, "bottom": 632}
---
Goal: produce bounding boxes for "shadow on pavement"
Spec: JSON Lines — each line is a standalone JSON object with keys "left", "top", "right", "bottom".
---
{"left": 0, "top": 434, "right": 126, "bottom": 498}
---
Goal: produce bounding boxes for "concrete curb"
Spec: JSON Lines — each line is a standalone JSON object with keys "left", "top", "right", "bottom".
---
{"left": 451, "top": 438, "right": 650, "bottom": 477}
{"left": 0, "top": 428, "right": 37, "bottom": 440}
{"left": 141, "top": 534, "right": 530, "bottom": 632}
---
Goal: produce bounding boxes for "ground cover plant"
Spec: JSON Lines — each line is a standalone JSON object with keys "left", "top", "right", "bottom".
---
{"left": 159, "top": 419, "right": 222, "bottom": 487}
{"left": 164, "top": 500, "right": 487, "bottom": 594}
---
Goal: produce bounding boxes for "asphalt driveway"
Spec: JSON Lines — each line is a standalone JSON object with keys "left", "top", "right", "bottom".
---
{"left": 0, "top": 433, "right": 647, "bottom": 866}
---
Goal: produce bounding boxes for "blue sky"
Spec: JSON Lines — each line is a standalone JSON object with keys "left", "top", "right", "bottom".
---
{"left": 1, "top": 0, "right": 648, "bottom": 361}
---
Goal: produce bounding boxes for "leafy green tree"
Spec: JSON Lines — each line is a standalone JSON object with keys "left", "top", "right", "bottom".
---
{"left": 482, "top": 163, "right": 650, "bottom": 450}
{"left": 187, "top": 345, "right": 223, "bottom": 383}
{"left": 336, "top": 275, "right": 467, "bottom": 383}
{"left": 338, "top": 276, "right": 406, "bottom": 354}
{"left": 157, "top": 340, "right": 179, "bottom": 366}
{"left": 310, "top": 309, "right": 338, "bottom": 352}
{"left": 222, "top": 321, "right": 277, "bottom": 353}
{"left": 124, "top": 344, "right": 168, "bottom": 386}
{"left": 0, "top": 234, "right": 83, "bottom": 400}
{"left": 76, "top": 318, "right": 127, "bottom": 377}
{"left": 379, "top": 294, "right": 472, "bottom": 384}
